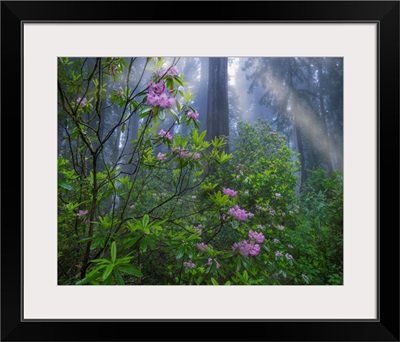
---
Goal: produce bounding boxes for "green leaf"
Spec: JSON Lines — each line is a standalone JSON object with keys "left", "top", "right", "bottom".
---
{"left": 139, "top": 106, "right": 152, "bottom": 118}
{"left": 176, "top": 250, "right": 184, "bottom": 259}
{"left": 75, "top": 271, "right": 101, "bottom": 285}
{"left": 111, "top": 241, "right": 117, "bottom": 263}
{"left": 114, "top": 270, "right": 125, "bottom": 285}
{"left": 199, "top": 130, "right": 207, "bottom": 141}
{"left": 58, "top": 179, "right": 74, "bottom": 191}
{"left": 211, "top": 277, "right": 219, "bottom": 285}
{"left": 173, "top": 76, "right": 184, "bottom": 87}
{"left": 102, "top": 264, "right": 114, "bottom": 280}
{"left": 142, "top": 214, "right": 149, "bottom": 228}
{"left": 103, "top": 273, "right": 113, "bottom": 285}
{"left": 89, "top": 258, "right": 109, "bottom": 264}
{"left": 140, "top": 238, "right": 147, "bottom": 252}
{"left": 124, "top": 236, "right": 141, "bottom": 249}
{"left": 120, "top": 266, "right": 143, "bottom": 277}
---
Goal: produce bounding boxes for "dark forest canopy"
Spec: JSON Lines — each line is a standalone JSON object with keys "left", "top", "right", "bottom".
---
{"left": 58, "top": 57, "right": 343, "bottom": 286}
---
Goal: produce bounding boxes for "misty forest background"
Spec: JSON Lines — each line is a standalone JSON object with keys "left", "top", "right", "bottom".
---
{"left": 58, "top": 57, "right": 343, "bottom": 285}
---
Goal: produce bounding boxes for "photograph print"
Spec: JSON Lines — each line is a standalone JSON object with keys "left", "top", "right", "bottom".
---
{"left": 57, "top": 57, "right": 343, "bottom": 286}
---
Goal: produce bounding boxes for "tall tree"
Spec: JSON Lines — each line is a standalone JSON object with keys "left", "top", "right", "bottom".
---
{"left": 206, "top": 57, "right": 230, "bottom": 151}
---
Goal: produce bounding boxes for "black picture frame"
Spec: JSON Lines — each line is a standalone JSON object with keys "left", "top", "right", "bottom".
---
{"left": 1, "top": 1, "right": 399, "bottom": 341}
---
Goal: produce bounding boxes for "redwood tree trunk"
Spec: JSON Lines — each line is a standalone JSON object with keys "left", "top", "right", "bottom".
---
{"left": 206, "top": 57, "right": 230, "bottom": 152}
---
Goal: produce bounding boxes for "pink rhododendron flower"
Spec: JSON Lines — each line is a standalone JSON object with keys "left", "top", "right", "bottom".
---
{"left": 207, "top": 258, "right": 221, "bottom": 269}
{"left": 158, "top": 129, "right": 173, "bottom": 140}
{"left": 195, "top": 224, "right": 204, "bottom": 235}
{"left": 157, "top": 152, "right": 167, "bottom": 160}
{"left": 285, "top": 253, "right": 294, "bottom": 260}
{"left": 178, "top": 150, "right": 191, "bottom": 159}
{"left": 168, "top": 65, "right": 179, "bottom": 76}
{"left": 158, "top": 93, "right": 175, "bottom": 108}
{"left": 183, "top": 260, "right": 195, "bottom": 268}
{"left": 187, "top": 110, "right": 199, "bottom": 120}
{"left": 158, "top": 65, "right": 179, "bottom": 77}
{"left": 278, "top": 225, "right": 284, "bottom": 231}
{"left": 248, "top": 230, "right": 265, "bottom": 244}
{"left": 223, "top": 188, "right": 237, "bottom": 197}
{"left": 196, "top": 242, "right": 208, "bottom": 252}
{"left": 275, "top": 251, "right": 283, "bottom": 257}
{"left": 146, "top": 81, "right": 175, "bottom": 108}
{"left": 229, "top": 205, "right": 253, "bottom": 221}
{"left": 149, "top": 81, "right": 166, "bottom": 94}
{"left": 146, "top": 93, "right": 159, "bottom": 106}
{"left": 77, "top": 210, "right": 88, "bottom": 217}
{"left": 191, "top": 152, "right": 201, "bottom": 161}
{"left": 76, "top": 97, "right": 87, "bottom": 107}
{"left": 232, "top": 240, "right": 261, "bottom": 257}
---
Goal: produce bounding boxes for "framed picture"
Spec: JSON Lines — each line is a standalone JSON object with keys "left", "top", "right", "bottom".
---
{"left": 2, "top": 1, "right": 399, "bottom": 341}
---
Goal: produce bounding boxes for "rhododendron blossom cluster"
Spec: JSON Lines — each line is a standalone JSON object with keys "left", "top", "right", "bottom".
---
{"left": 196, "top": 242, "right": 208, "bottom": 252}
{"left": 77, "top": 210, "right": 88, "bottom": 217}
{"left": 223, "top": 188, "right": 237, "bottom": 197}
{"left": 232, "top": 240, "right": 261, "bottom": 257}
{"left": 183, "top": 260, "right": 195, "bottom": 268}
{"left": 76, "top": 97, "right": 87, "bottom": 107}
{"left": 158, "top": 129, "right": 173, "bottom": 141}
{"left": 157, "top": 152, "right": 167, "bottom": 160}
{"left": 229, "top": 205, "right": 253, "bottom": 221}
{"left": 173, "top": 147, "right": 200, "bottom": 160}
{"left": 285, "top": 253, "right": 294, "bottom": 260}
{"left": 146, "top": 81, "right": 175, "bottom": 108}
{"left": 187, "top": 110, "right": 199, "bottom": 120}
{"left": 232, "top": 230, "right": 265, "bottom": 258}
{"left": 248, "top": 230, "right": 265, "bottom": 243}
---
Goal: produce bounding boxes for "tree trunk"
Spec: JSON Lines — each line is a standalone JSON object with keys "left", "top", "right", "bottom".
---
{"left": 317, "top": 59, "right": 334, "bottom": 174}
{"left": 206, "top": 57, "right": 230, "bottom": 152}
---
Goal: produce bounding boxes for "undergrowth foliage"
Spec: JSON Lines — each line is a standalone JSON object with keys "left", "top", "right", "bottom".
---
{"left": 58, "top": 57, "right": 343, "bottom": 285}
